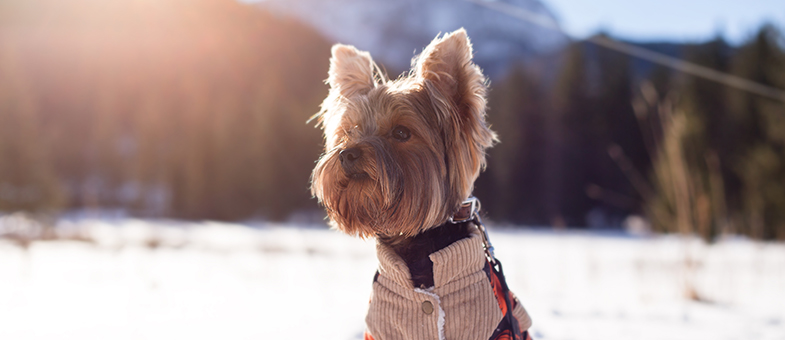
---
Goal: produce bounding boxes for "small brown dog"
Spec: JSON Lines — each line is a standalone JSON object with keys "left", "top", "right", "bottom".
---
{"left": 311, "top": 29, "right": 532, "bottom": 340}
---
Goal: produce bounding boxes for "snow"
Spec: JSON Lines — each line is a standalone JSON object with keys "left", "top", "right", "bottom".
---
{"left": 0, "top": 216, "right": 783, "bottom": 340}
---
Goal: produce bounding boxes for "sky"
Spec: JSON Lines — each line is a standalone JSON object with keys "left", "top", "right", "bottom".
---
{"left": 544, "top": 0, "right": 785, "bottom": 44}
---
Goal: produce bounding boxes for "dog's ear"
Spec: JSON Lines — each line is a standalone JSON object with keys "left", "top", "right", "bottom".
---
{"left": 415, "top": 28, "right": 497, "bottom": 203}
{"left": 328, "top": 44, "right": 378, "bottom": 98}
{"left": 415, "top": 29, "right": 484, "bottom": 111}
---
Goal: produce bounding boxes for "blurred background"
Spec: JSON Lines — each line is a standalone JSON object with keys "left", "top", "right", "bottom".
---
{"left": 0, "top": 0, "right": 783, "bottom": 339}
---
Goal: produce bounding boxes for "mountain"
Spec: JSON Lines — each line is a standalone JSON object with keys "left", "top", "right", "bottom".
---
{"left": 259, "top": 0, "right": 570, "bottom": 78}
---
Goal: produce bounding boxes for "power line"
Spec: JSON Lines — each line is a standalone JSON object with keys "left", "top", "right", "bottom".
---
{"left": 466, "top": 0, "right": 785, "bottom": 104}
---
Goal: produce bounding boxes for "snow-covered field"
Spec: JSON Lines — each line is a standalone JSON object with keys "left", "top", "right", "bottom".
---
{"left": 1, "top": 214, "right": 784, "bottom": 340}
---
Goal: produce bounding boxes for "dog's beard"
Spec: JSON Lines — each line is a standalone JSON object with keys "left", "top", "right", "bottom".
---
{"left": 311, "top": 139, "right": 449, "bottom": 238}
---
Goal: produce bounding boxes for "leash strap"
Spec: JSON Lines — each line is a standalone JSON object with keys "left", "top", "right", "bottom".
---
{"left": 449, "top": 196, "right": 497, "bottom": 265}
{"left": 485, "top": 259, "right": 527, "bottom": 340}
{"left": 453, "top": 197, "right": 529, "bottom": 340}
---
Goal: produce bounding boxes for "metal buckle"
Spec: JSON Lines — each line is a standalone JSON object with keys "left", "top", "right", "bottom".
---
{"left": 448, "top": 196, "right": 480, "bottom": 224}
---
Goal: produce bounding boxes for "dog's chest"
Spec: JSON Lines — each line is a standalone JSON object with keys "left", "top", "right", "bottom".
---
{"left": 366, "top": 232, "right": 504, "bottom": 340}
{"left": 367, "top": 269, "right": 503, "bottom": 340}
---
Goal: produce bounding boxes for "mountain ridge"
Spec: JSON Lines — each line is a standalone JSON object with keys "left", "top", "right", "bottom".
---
{"left": 259, "top": 0, "right": 570, "bottom": 78}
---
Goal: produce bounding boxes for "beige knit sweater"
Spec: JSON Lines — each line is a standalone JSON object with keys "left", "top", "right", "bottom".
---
{"left": 366, "top": 228, "right": 532, "bottom": 340}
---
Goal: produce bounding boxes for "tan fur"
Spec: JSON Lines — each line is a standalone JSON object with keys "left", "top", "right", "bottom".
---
{"left": 311, "top": 29, "right": 497, "bottom": 238}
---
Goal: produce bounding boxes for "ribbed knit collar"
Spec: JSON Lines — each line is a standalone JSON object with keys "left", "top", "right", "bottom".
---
{"left": 375, "top": 228, "right": 486, "bottom": 289}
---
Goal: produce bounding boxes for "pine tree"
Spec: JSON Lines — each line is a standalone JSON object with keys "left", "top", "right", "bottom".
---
{"left": 592, "top": 35, "right": 649, "bottom": 219}
{"left": 481, "top": 64, "right": 547, "bottom": 223}
{"left": 728, "top": 24, "right": 785, "bottom": 240}
{"left": 550, "top": 41, "right": 594, "bottom": 226}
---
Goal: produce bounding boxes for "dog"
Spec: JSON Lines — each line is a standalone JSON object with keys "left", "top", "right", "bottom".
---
{"left": 311, "top": 28, "right": 532, "bottom": 340}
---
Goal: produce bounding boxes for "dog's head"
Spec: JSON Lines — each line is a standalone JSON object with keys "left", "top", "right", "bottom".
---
{"left": 310, "top": 29, "right": 496, "bottom": 238}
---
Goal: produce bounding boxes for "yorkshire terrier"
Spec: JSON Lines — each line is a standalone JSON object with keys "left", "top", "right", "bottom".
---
{"left": 311, "top": 29, "right": 532, "bottom": 340}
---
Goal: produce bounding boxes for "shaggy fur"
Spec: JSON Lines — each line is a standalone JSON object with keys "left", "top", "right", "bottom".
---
{"left": 310, "top": 29, "right": 497, "bottom": 242}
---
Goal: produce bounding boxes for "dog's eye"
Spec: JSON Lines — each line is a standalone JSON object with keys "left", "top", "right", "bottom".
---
{"left": 392, "top": 125, "right": 411, "bottom": 142}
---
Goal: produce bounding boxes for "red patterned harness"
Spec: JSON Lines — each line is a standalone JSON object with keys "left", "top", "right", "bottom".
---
{"left": 483, "top": 259, "right": 532, "bottom": 340}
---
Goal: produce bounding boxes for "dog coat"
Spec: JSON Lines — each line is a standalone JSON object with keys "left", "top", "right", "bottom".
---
{"left": 364, "top": 228, "right": 532, "bottom": 340}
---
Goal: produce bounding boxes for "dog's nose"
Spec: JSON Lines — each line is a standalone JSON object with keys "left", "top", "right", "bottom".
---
{"left": 339, "top": 147, "right": 363, "bottom": 169}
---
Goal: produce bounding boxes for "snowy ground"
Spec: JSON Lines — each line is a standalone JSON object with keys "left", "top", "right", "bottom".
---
{"left": 0, "top": 214, "right": 784, "bottom": 340}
